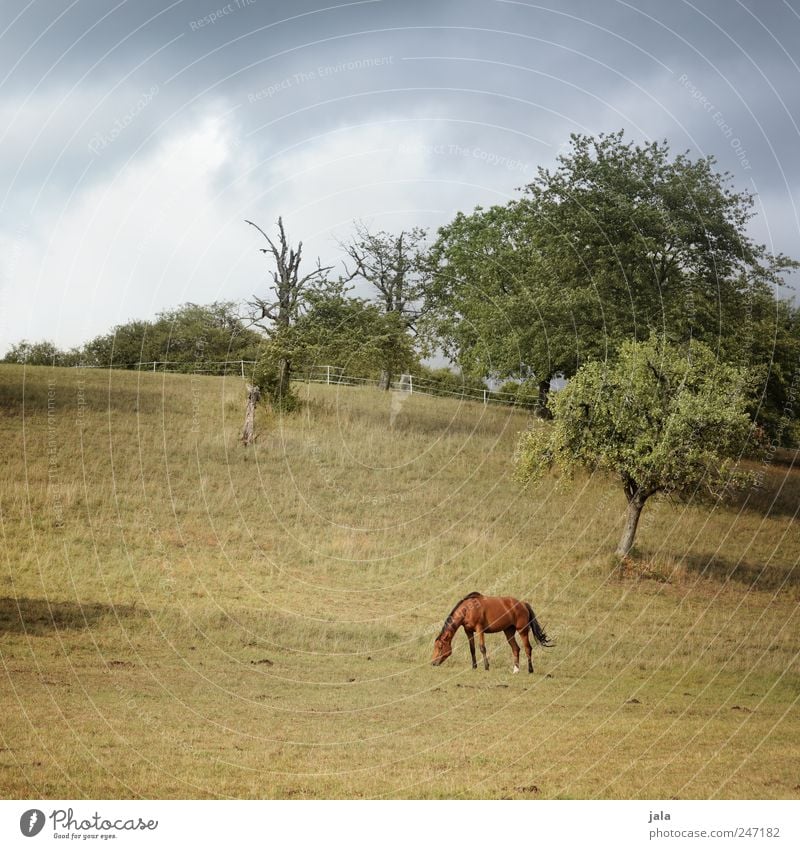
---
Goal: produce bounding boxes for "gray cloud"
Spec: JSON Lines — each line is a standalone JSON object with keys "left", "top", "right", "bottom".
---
{"left": 1, "top": 0, "right": 798, "bottom": 351}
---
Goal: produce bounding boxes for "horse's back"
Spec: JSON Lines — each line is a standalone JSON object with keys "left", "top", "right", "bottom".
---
{"left": 481, "top": 595, "right": 528, "bottom": 631}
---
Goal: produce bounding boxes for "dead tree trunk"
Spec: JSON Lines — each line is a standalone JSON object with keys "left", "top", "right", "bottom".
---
{"left": 241, "top": 384, "right": 261, "bottom": 446}
{"left": 378, "top": 369, "right": 391, "bottom": 390}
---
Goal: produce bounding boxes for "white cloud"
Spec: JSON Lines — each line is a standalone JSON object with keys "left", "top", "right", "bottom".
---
{"left": 237, "top": 116, "right": 533, "bottom": 270}
{"left": 0, "top": 113, "right": 257, "bottom": 351}
{"left": 1, "top": 109, "right": 536, "bottom": 353}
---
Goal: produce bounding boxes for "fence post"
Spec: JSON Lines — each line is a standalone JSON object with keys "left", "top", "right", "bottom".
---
{"left": 241, "top": 360, "right": 245, "bottom": 379}
{"left": 409, "top": 375, "right": 413, "bottom": 394}
{"left": 153, "top": 362, "right": 156, "bottom": 373}
{"left": 483, "top": 389, "right": 487, "bottom": 405}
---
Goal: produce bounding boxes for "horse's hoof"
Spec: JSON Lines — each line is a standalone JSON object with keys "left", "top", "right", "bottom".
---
{"left": 512, "top": 666, "right": 520, "bottom": 674}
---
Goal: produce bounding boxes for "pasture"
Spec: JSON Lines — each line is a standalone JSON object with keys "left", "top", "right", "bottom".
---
{"left": 0, "top": 364, "right": 798, "bottom": 799}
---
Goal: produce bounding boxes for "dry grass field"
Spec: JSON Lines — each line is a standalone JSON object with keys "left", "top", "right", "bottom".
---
{"left": 1, "top": 363, "right": 798, "bottom": 799}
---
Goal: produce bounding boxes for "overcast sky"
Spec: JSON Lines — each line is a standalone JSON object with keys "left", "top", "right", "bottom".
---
{"left": 1, "top": 0, "right": 799, "bottom": 354}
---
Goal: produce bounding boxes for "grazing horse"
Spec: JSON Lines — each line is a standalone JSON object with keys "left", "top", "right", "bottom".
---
{"left": 431, "top": 592, "right": 553, "bottom": 673}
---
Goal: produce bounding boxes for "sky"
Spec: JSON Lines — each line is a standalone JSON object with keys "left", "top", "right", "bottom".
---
{"left": 0, "top": 0, "right": 799, "bottom": 354}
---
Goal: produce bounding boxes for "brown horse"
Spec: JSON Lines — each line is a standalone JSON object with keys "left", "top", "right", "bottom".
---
{"left": 431, "top": 592, "right": 553, "bottom": 673}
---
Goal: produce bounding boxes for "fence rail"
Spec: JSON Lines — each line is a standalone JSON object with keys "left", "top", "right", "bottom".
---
{"left": 31, "top": 359, "right": 539, "bottom": 412}
{"left": 300, "top": 365, "right": 539, "bottom": 411}
{"left": 134, "top": 360, "right": 254, "bottom": 377}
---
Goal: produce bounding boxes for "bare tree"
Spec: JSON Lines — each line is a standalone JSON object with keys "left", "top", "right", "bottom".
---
{"left": 245, "top": 217, "right": 332, "bottom": 401}
{"left": 340, "top": 223, "right": 427, "bottom": 389}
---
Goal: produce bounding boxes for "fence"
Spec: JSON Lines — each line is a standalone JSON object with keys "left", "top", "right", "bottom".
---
{"left": 135, "top": 360, "right": 254, "bottom": 377}
{"left": 302, "top": 365, "right": 539, "bottom": 411}
{"left": 66, "top": 360, "right": 540, "bottom": 412}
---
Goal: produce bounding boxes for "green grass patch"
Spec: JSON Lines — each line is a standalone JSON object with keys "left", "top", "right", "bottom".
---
{"left": 1, "top": 364, "right": 798, "bottom": 798}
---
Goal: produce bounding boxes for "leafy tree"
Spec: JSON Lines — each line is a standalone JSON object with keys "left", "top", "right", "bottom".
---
{"left": 341, "top": 222, "right": 427, "bottom": 389}
{"left": 290, "top": 290, "right": 418, "bottom": 381}
{"left": 428, "top": 131, "right": 796, "bottom": 421}
{"left": 2, "top": 340, "right": 63, "bottom": 365}
{"left": 514, "top": 336, "right": 756, "bottom": 558}
{"left": 81, "top": 320, "right": 151, "bottom": 367}
{"left": 3, "top": 302, "right": 263, "bottom": 377}
{"left": 520, "top": 131, "right": 795, "bottom": 357}
{"left": 426, "top": 202, "right": 575, "bottom": 415}
{"left": 81, "top": 303, "right": 260, "bottom": 370}
{"left": 735, "top": 292, "right": 799, "bottom": 447}
{"left": 151, "top": 302, "right": 261, "bottom": 371}
{"left": 250, "top": 291, "right": 418, "bottom": 407}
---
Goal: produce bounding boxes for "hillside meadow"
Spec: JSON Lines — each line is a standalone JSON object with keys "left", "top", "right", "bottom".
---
{"left": 0, "top": 363, "right": 798, "bottom": 799}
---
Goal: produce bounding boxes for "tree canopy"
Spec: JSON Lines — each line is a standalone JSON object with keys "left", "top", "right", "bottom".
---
{"left": 290, "top": 290, "right": 418, "bottom": 381}
{"left": 425, "top": 201, "right": 577, "bottom": 413}
{"left": 426, "top": 131, "right": 797, "bottom": 426}
{"left": 3, "top": 302, "right": 260, "bottom": 371}
{"left": 514, "top": 336, "right": 756, "bottom": 557}
{"left": 2, "top": 339, "right": 70, "bottom": 366}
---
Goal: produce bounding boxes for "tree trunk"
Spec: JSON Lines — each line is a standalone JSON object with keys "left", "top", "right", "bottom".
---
{"left": 241, "top": 384, "right": 261, "bottom": 446}
{"left": 277, "top": 358, "right": 291, "bottom": 400}
{"left": 536, "top": 378, "right": 553, "bottom": 419}
{"left": 616, "top": 495, "right": 645, "bottom": 558}
{"left": 378, "top": 369, "right": 392, "bottom": 391}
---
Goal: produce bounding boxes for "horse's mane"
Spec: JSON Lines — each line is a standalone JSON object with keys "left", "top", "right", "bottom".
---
{"left": 437, "top": 592, "right": 483, "bottom": 639}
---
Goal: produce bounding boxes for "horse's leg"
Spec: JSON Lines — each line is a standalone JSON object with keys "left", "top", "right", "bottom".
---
{"left": 466, "top": 629, "right": 477, "bottom": 669}
{"left": 504, "top": 626, "right": 521, "bottom": 673}
{"left": 520, "top": 628, "right": 534, "bottom": 673}
{"left": 476, "top": 627, "right": 489, "bottom": 670}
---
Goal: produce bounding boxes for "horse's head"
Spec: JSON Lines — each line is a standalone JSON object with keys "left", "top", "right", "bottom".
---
{"left": 431, "top": 635, "right": 453, "bottom": 666}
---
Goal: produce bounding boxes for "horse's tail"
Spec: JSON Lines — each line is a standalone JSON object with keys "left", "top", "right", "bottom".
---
{"left": 525, "top": 602, "right": 554, "bottom": 647}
